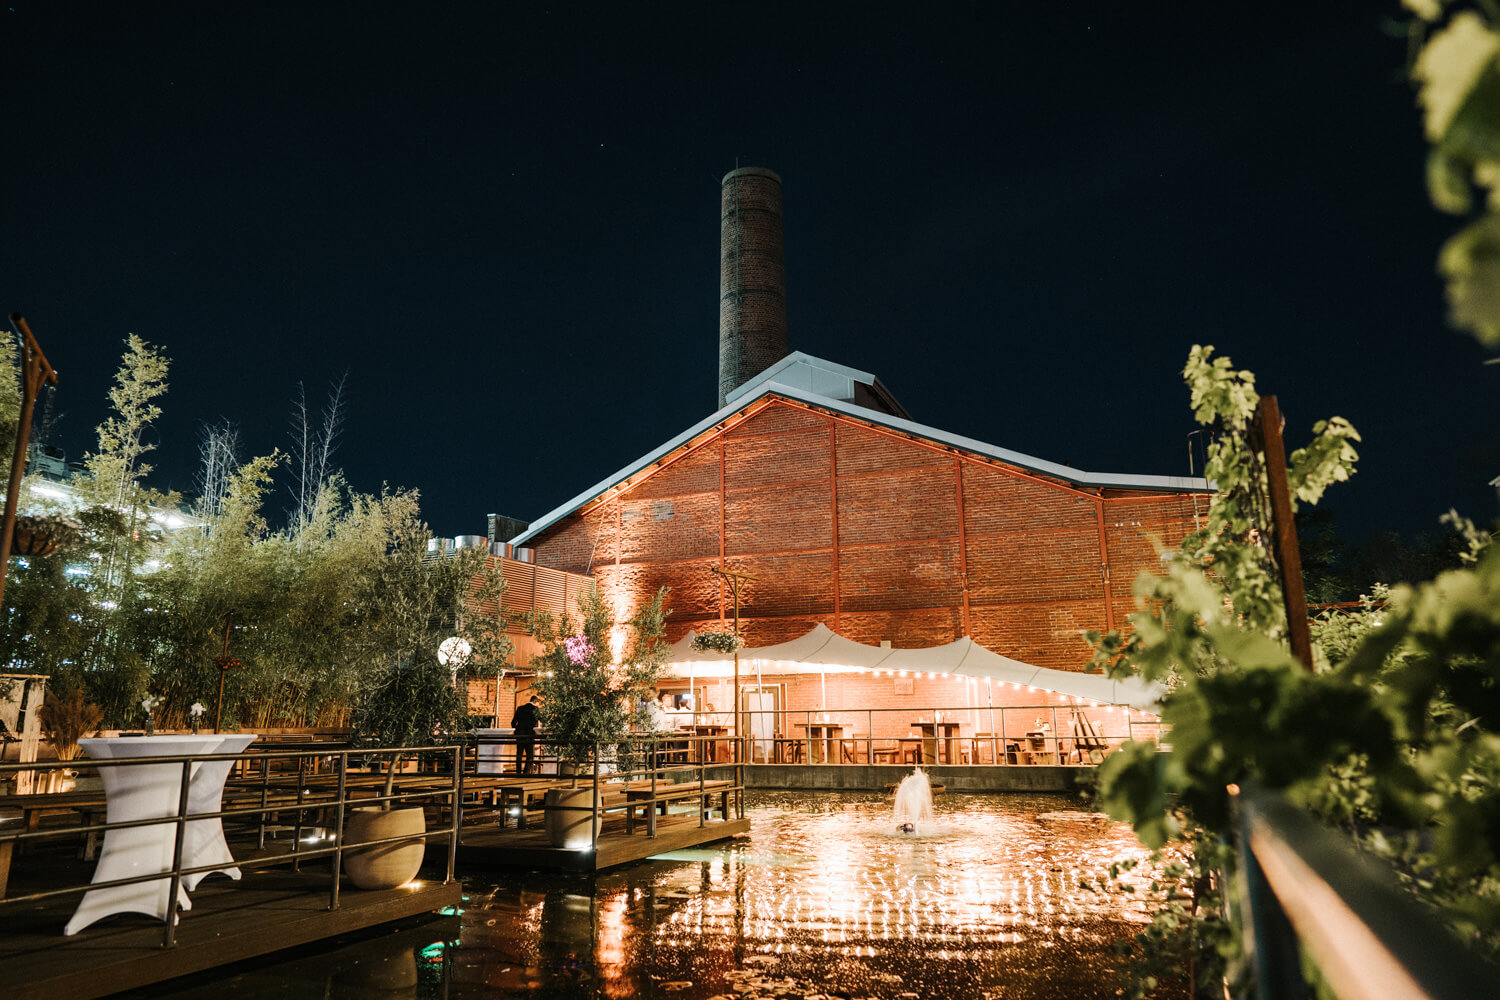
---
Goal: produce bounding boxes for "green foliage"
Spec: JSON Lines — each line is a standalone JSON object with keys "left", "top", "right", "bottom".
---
{"left": 1087, "top": 347, "right": 1363, "bottom": 994}
{"left": 0, "top": 334, "right": 20, "bottom": 468}
{"left": 1092, "top": 340, "right": 1500, "bottom": 990}
{"left": 76, "top": 334, "right": 175, "bottom": 513}
{"left": 1407, "top": 3, "right": 1500, "bottom": 347}
{"left": 530, "top": 586, "right": 670, "bottom": 766}
{"left": 349, "top": 656, "right": 465, "bottom": 752}
{"left": 0, "top": 336, "right": 512, "bottom": 735}
{"left": 1085, "top": 829, "right": 1239, "bottom": 999}
{"left": 1168, "top": 347, "right": 1362, "bottom": 644}
{"left": 690, "top": 629, "right": 742, "bottom": 653}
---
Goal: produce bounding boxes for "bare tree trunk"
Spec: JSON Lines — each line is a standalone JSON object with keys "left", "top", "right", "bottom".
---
{"left": 288, "top": 374, "right": 348, "bottom": 542}
{"left": 195, "top": 419, "right": 240, "bottom": 526}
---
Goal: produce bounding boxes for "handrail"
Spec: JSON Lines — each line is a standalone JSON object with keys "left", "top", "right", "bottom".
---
{"left": 447, "top": 732, "right": 746, "bottom": 843}
{"left": 1235, "top": 784, "right": 1494, "bottom": 1000}
{"left": 0, "top": 742, "right": 465, "bottom": 948}
{"left": 2, "top": 732, "right": 750, "bottom": 937}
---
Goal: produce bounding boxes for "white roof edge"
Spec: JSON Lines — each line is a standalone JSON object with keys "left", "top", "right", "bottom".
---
{"left": 510, "top": 380, "right": 1211, "bottom": 547}
{"left": 723, "top": 352, "right": 879, "bottom": 406}
{"left": 511, "top": 392, "right": 757, "bottom": 546}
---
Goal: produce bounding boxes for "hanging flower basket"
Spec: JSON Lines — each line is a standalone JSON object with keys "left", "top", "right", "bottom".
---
{"left": 691, "top": 630, "right": 743, "bottom": 654}
{"left": 8, "top": 514, "right": 80, "bottom": 558}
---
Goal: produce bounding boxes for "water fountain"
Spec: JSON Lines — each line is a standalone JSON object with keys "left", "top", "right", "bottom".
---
{"left": 891, "top": 766, "right": 935, "bottom": 833}
{"left": 168, "top": 789, "right": 1161, "bottom": 1000}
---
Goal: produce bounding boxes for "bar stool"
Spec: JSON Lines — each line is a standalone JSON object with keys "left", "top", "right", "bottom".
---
{"left": 841, "top": 734, "right": 869, "bottom": 763}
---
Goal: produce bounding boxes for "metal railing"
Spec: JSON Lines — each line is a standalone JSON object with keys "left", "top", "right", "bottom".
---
{"left": 464, "top": 731, "right": 747, "bottom": 851}
{"left": 1235, "top": 783, "right": 1493, "bottom": 1000}
{"left": 670, "top": 703, "right": 1164, "bottom": 765}
{"left": 0, "top": 743, "right": 464, "bottom": 948}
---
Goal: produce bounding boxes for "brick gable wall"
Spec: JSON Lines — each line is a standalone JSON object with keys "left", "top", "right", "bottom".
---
{"left": 528, "top": 399, "right": 1202, "bottom": 672}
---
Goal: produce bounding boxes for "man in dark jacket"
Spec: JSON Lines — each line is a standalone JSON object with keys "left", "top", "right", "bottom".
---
{"left": 511, "top": 695, "right": 540, "bottom": 774}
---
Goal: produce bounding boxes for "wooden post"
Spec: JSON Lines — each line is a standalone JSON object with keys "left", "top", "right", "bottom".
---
{"left": 0, "top": 314, "right": 58, "bottom": 609}
{"left": 1258, "top": 396, "right": 1314, "bottom": 672}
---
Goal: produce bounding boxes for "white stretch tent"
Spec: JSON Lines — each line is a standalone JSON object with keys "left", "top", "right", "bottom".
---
{"left": 662, "top": 623, "right": 1164, "bottom": 711}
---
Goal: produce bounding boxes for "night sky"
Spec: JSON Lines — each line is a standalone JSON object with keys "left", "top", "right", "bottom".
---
{"left": 5, "top": 2, "right": 1496, "bottom": 543}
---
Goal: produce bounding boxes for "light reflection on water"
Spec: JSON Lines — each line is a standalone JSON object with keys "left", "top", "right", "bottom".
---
{"left": 452, "top": 791, "right": 1157, "bottom": 999}
{"left": 138, "top": 790, "right": 1158, "bottom": 1000}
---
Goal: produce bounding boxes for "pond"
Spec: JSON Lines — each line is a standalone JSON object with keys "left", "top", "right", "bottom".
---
{"left": 138, "top": 788, "right": 1159, "bottom": 999}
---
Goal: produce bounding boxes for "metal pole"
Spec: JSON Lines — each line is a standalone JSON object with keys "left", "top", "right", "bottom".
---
{"left": 291, "top": 753, "right": 306, "bottom": 872}
{"left": 590, "top": 744, "right": 600, "bottom": 853}
{"left": 0, "top": 314, "right": 58, "bottom": 610}
{"left": 330, "top": 751, "right": 347, "bottom": 911}
{"left": 163, "top": 757, "right": 193, "bottom": 949}
{"left": 755, "top": 657, "right": 764, "bottom": 762}
{"left": 712, "top": 564, "right": 757, "bottom": 743}
{"left": 446, "top": 743, "right": 461, "bottom": 883}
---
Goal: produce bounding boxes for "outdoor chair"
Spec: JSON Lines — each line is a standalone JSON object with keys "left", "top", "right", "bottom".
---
{"left": 870, "top": 740, "right": 901, "bottom": 764}
{"left": 840, "top": 734, "right": 869, "bottom": 764}
{"left": 971, "top": 733, "right": 999, "bottom": 764}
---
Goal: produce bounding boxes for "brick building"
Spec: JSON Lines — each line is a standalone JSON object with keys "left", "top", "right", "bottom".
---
{"left": 510, "top": 353, "right": 1208, "bottom": 672}
{"left": 495, "top": 168, "right": 1206, "bottom": 749}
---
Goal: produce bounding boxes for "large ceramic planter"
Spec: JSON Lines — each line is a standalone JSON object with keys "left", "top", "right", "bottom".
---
{"left": 343, "top": 806, "right": 426, "bottom": 889}
{"left": 544, "top": 785, "right": 600, "bottom": 849}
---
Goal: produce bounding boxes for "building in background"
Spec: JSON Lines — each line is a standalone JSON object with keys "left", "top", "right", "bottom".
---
{"left": 507, "top": 167, "right": 1209, "bottom": 673}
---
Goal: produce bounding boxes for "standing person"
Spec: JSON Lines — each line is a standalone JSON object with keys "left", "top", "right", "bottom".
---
{"left": 644, "top": 689, "right": 669, "bottom": 732}
{"left": 511, "top": 695, "right": 540, "bottom": 774}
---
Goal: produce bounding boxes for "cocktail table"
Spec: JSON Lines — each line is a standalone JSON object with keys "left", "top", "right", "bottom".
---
{"left": 64, "top": 733, "right": 257, "bottom": 935}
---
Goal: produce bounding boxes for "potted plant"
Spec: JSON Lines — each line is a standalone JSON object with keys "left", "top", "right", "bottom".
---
{"left": 342, "top": 527, "right": 502, "bottom": 889}
{"left": 9, "top": 514, "right": 81, "bottom": 558}
{"left": 690, "top": 630, "right": 742, "bottom": 654}
{"left": 37, "top": 687, "right": 103, "bottom": 793}
{"left": 530, "top": 586, "right": 670, "bottom": 848}
{"left": 345, "top": 654, "right": 466, "bottom": 888}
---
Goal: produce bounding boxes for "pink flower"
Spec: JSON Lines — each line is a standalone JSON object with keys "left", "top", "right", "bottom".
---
{"left": 564, "top": 636, "right": 595, "bottom": 666}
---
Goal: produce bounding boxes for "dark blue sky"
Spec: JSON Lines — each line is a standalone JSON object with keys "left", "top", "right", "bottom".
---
{"left": 5, "top": 2, "right": 1495, "bottom": 542}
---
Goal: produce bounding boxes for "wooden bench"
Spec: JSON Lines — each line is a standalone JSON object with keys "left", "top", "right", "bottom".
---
{"left": 449, "top": 776, "right": 573, "bottom": 829}
{"left": 0, "top": 791, "right": 108, "bottom": 898}
{"left": 620, "top": 779, "right": 734, "bottom": 837}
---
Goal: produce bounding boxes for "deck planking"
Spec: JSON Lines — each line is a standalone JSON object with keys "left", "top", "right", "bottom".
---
{"left": 0, "top": 865, "right": 460, "bottom": 1000}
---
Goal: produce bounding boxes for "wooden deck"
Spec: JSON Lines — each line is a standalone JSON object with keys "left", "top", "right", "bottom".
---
{"left": 0, "top": 863, "right": 460, "bottom": 1000}
{"left": 457, "top": 809, "right": 750, "bottom": 871}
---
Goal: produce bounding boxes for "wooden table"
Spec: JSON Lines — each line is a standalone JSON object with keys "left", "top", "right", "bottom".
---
{"left": 896, "top": 738, "right": 925, "bottom": 764}
{"left": 793, "top": 723, "right": 845, "bottom": 763}
{"left": 912, "top": 721, "right": 963, "bottom": 765}
{"left": 685, "top": 725, "right": 730, "bottom": 762}
{"left": 1024, "top": 730, "right": 1055, "bottom": 764}
{"left": 468, "top": 776, "right": 573, "bottom": 829}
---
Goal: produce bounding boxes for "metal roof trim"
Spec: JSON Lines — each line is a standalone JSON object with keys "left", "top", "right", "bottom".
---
{"left": 510, "top": 380, "right": 1210, "bottom": 547}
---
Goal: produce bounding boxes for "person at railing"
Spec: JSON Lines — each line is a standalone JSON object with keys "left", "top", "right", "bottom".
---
{"left": 642, "top": 690, "right": 670, "bottom": 732}
{"left": 511, "top": 695, "right": 540, "bottom": 774}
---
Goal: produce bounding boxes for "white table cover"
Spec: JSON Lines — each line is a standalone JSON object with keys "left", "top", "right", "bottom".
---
{"left": 64, "top": 733, "right": 257, "bottom": 936}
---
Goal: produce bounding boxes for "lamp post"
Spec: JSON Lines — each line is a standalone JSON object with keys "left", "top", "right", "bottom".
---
{"left": 0, "top": 314, "right": 58, "bottom": 610}
{"left": 710, "top": 564, "right": 756, "bottom": 742}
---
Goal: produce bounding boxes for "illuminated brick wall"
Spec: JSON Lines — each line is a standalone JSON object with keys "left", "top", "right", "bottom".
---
{"left": 527, "top": 398, "right": 1203, "bottom": 673}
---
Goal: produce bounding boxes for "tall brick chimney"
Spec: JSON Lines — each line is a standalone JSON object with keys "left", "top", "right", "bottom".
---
{"left": 718, "top": 167, "right": 788, "bottom": 408}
